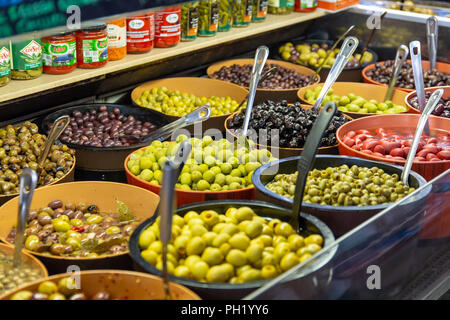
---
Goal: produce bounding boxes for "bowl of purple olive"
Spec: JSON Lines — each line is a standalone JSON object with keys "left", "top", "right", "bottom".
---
{"left": 42, "top": 104, "right": 165, "bottom": 171}
{"left": 406, "top": 86, "right": 450, "bottom": 119}
{"left": 225, "top": 100, "right": 352, "bottom": 158}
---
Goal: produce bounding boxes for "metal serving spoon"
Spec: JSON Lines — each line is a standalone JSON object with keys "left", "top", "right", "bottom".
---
{"left": 13, "top": 168, "right": 38, "bottom": 268}
{"left": 120, "top": 105, "right": 211, "bottom": 144}
{"left": 426, "top": 16, "right": 438, "bottom": 70}
{"left": 230, "top": 66, "right": 277, "bottom": 114}
{"left": 384, "top": 44, "right": 409, "bottom": 102}
{"left": 401, "top": 88, "right": 443, "bottom": 187}
{"left": 312, "top": 36, "right": 359, "bottom": 111}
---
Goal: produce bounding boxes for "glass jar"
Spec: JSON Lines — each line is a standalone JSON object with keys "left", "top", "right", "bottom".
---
{"left": 252, "top": 0, "right": 268, "bottom": 21}
{"left": 295, "top": 0, "right": 317, "bottom": 12}
{"left": 181, "top": 1, "right": 199, "bottom": 41}
{"left": 42, "top": 31, "right": 77, "bottom": 74}
{"left": 198, "top": 0, "right": 219, "bottom": 36}
{"left": 107, "top": 17, "right": 127, "bottom": 60}
{"left": 0, "top": 43, "right": 11, "bottom": 87}
{"left": 218, "top": 0, "right": 232, "bottom": 32}
{"left": 268, "top": 0, "right": 294, "bottom": 14}
{"left": 11, "top": 37, "right": 43, "bottom": 80}
{"left": 76, "top": 22, "right": 108, "bottom": 69}
{"left": 126, "top": 14, "right": 155, "bottom": 53}
{"left": 155, "top": 6, "right": 181, "bottom": 47}
{"left": 233, "top": 0, "right": 252, "bottom": 27}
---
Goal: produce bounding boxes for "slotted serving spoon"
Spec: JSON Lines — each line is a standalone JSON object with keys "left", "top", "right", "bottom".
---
{"left": 426, "top": 16, "right": 438, "bottom": 70}
{"left": 401, "top": 88, "right": 443, "bottom": 187}
{"left": 384, "top": 45, "right": 409, "bottom": 102}
{"left": 13, "top": 168, "right": 38, "bottom": 268}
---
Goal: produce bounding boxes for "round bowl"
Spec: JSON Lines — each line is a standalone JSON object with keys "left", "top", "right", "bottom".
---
{"left": 42, "top": 103, "right": 169, "bottom": 172}
{"left": 362, "top": 60, "right": 450, "bottom": 93}
{"left": 0, "top": 181, "right": 160, "bottom": 274}
{"left": 336, "top": 114, "right": 450, "bottom": 181}
{"left": 206, "top": 58, "right": 319, "bottom": 104}
{"left": 405, "top": 85, "right": 450, "bottom": 118}
{"left": 131, "top": 77, "right": 248, "bottom": 134}
{"left": 124, "top": 147, "right": 254, "bottom": 206}
{"left": 224, "top": 104, "right": 353, "bottom": 159}
{"left": 252, "top": 155, "right": 429, "bottom": 236}
{"left": 277, "top": 39, "right": 378, "bottom": 82}
{"left": 297, "top": 82, "right": 414, "bottom": 119}
{"left": 129, "top": 200, "right": 336, "bottom": 300}
{"left": 0, "top": 243, "right": 48, "bottom": 296}
{"left": 0, "top": 270, "right": 201, "bottom": 300}
{"left": 0, "top": 158, "right": 75, "bottom": 207}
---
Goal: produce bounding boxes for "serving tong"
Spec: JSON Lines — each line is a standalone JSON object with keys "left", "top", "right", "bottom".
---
{"left": 159, "top": 140, "right": 192, "bottom": 300}
{"left": 384, "top": 44, "right": 409, "bottom": 102}
{"left": 312, "top": 36, "right": 359, "bottom": 111}
{"left": 401, "top": 88, "right": 443, "bottom": 187}
{"left": 120, "top": 105, "right": 211, "bottom": 144}
{"left": 426, "top": 16, "right": 438, "bottom": 70}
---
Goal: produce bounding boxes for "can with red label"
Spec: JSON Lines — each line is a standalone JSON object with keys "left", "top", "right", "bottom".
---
{"left": 155, "top": 6, "right": 181, "bottom": 48}
{"left": 126, "top": 13, "right": 155, "bottom": 53}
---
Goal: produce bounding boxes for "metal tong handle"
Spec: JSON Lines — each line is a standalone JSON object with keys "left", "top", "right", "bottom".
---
{"left": 426, "top": 16, "right": 438, "bottom": 70}
{"left": 401, "top": 89, "right": 443, "bottom": 186}
{"left": 313, "top": 25, "right": 355, "bottom": 81}
{"left": 142, "top": 105, "right": 211, "bottom": 143}
{"left": 37, "top": 115, "right": 70, "bottom": 173}
{"left": 242, "top": 46, "right": 269, "bottom": 136}
{"left": 313, "top": 36, "right": 359, "bottom": 111}
{"left": 292, "top": 102, "right": 338, "bottom": 233}
{"left": 13, "top": 168, "right": 38, "bottom": 268}
{"left": 384, "top": 44, "right": 409, "bottom": 102}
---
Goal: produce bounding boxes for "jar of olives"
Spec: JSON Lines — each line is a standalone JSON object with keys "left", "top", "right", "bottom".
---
{"left": 233, "top": 0, "right": 253, "bottom": 27}
{"left": 0, "top": 43, "right": 11, "bottom": 87}
{"left": 218, "top": 0, "right": 233, "bottom": 32}
{"left": 181, "top": 1, "right": 199, "bottom": 41}
{"left": 198, "top": 0, "right": 219, "bottom": 36}
{"left": 268, "top": 0, "right": 294, "bottom": 14}
{"left": 10, "top": 37, "right": 43, "bottom": 80}
{"left": 252, "top": 0, "right": 268, "bottom": 22}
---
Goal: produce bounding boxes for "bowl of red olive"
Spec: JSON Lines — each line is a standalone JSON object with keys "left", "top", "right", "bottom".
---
{"left": 42, "top": 104, "right": 166, "bottom": 171}
{"left": 405, "top": 86, "right": 450, "bottom": 119}
{"left": 207, "top": 59, "right": 319, "bottom": 104}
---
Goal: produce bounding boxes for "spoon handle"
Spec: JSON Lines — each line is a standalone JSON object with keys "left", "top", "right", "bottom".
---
{"left": 13, "top": 168, "right": 38, "bottom": 268}
{"left": 313, "top": 37, "right": 358, "bottom": 111}
{"left": 426, "top": 16, "right": 438, "bottom": 70}
{"left": 242, "top": 46, "right": 269, "bottom": 137}
{"left": 38, "top": 115, "right": 70, "bottom": 173}
{"left": 384, "top": 45, "right": 409, "bottom": 102}
{"left": 292, "top": 102, "right": 337, "bottom": 232}
{"left": 142, "top": 105, "right": 211, "bottom": 143}
{"left": 401, "top": 88, "right": 443, "bottom": 186}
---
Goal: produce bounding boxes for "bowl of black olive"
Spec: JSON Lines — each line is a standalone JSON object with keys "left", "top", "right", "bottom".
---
{"left": 406, "top": 86, "right": 450, "bottom": 119}
{"left": 225, "top": 100, "right": 352, "bottom": 159}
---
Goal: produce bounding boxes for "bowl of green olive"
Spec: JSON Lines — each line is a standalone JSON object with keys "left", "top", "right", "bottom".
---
{"left": 129, "top": 200, "right": 336, "bottom": 300}
{"left": 252, "top": 155, "right": 429, "bottom": 236}
{"left": 0, "top": 181, "right": 160, "bottom": 274}
{"left": 131, "top": 77, "right": 248, "bottom": 134}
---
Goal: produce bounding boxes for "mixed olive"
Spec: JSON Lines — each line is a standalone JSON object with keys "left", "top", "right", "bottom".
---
{"left": 266, "top": 164, "right": 415, "bottom": 205}
{"left": 304, "top": 85, "right": 409, "bottom": 114}
{"left": 227, "top": 100, "right": 350, "bottom": 148}
{"left": 0, "top": 121, "right": 75, "bottom": 196}
{"left": 55, "top": 106, "right": 158, "bottom": 147}
{"left": 135, "top": 87, "right": 243, "bottom": 116}
{"left": 210, "top": 63, "right": 313, "bottom": 89}
{"left": 365, "top": 61, "right": 450, "bottom": 89}
{"left": 408, "top": 91, "right": 450, "bottom": 118}
{"left": 0, "top": 251, "right": 44, "bottom": 294}
{"left": 10, "top": 277, "right": 113, "bottom": 300}
{"left": 6, "top": 200, "right": 139, "bottom": 257}
{"left": 139, "top": 206, "right": 324, "bottom": 283}
{"left": 127, "top": 136, "right": 276, "bottom": 191}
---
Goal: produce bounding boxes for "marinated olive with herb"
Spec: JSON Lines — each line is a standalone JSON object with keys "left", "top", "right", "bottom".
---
{"left": 266, "top": 164, "right": 415, "bottom": 205}
{"left": 139, "top": 206, "right": 324, "bottom": 283}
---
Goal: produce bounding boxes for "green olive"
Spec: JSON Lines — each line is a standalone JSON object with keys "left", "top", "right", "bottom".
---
{"left": 226, "top": 249, "right": 247, "bottom": 267}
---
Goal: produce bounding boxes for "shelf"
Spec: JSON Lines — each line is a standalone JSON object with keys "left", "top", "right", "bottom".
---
{"left": 0, "top": 10, "right": 329, "bottom": 105}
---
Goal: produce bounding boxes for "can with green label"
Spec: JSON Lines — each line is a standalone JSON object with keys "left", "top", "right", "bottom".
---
{"left": 10, "top": 38, "right": 43, "bottom": 80}
{"left": 0, "top": 43, "right": 11, "bottom": 87}
{"left": 42, "top": 31, "right": 77, "bottom": 74}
